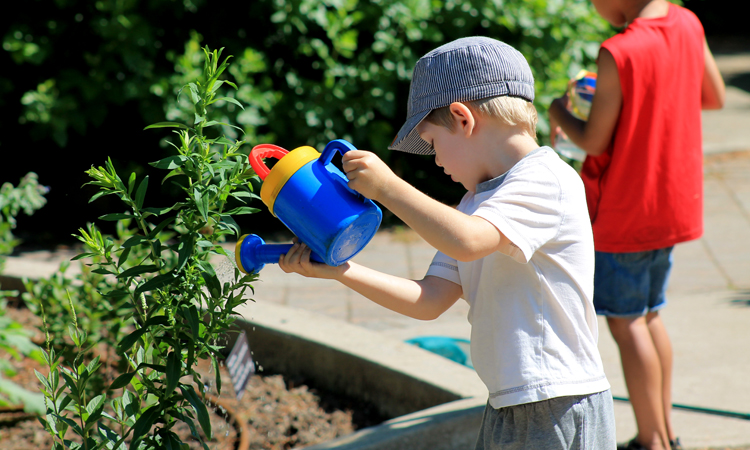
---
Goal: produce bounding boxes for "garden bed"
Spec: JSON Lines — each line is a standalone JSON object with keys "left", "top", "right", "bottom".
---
{"left": 0, "top": 303, "right": 384, "bottom": 450}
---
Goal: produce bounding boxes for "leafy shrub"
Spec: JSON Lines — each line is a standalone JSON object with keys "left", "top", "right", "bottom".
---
{"left": 4, "top": 0, "right": 610, "bottom": 238}
{"left": 34, "top": 47, "right": 260, "bottom": 450}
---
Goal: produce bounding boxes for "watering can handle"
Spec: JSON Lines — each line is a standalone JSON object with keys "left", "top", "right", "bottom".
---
{"left": 249, "top": 144, "right": 289, "bottom": 180}
{"left": 319, "top": 139, "right": 358, "bottom": 167}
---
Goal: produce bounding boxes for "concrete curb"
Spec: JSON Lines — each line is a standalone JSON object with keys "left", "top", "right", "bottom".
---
{"left": 234, "top": 301, "right": 488, "bottom": 417}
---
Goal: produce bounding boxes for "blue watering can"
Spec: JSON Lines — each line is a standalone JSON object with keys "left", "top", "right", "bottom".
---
{"left": 236, "top": 139, "right": 382, "bottom": 274}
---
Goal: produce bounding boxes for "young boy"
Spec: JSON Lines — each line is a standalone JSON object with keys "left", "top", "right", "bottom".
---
{"left": 548, "top": 1, "right": 726, "bottom": 449}
{"left": 280, "top": 36, "right": 615, "bottom": 449}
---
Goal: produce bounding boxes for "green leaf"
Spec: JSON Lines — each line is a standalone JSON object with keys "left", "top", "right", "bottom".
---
{"left": 135, "top": 176, "right": 148, "bottom": 210}
{"left": 134, "top": 271, "right": 176, "bottom": 297}
{"left": 115, "top": 316, "right": 169, "bottom": 354}
{"left": 213, "top": 136, "right": 236, "bottom": 146}
{"left": 180, "top": 384, "right": 212, "bottom": 440}
{"left": 70, "top": 252, "right": 96, "bottom": 261}
{"left": 118, "top": 246, "right": 131, "bottom": 268}
{"left": 121, "top": 235, "right": 146, "bottom": 248}
{"left": 176, "top": 234, "right": 195, "bottom": 272}
{"left": 116, "top": 265, "right": 159, "bottom": 279}
{"left": 188, "top": 83, "right": 200, "bottom": 104}
{"left": 109, "top": 372, "right": 136, "bottom": 390}
{"left": 127, "top": 172, "right": 137, "bottom": 197}
{"left": 136, "top": 363, "right": 167, "bottom": 373}
{"left": 144, "top": 122, "right": 189, "bottom": 130}
{"left": 217, "top": 214, "right": 240, "bottom": 236}
{"left": 84, "top": 395, "right": 106, "bottom": 429}
{"left": 165, "top": 351, "right": 181, "bottom": 397}
{"left": 68, "top": 324, "right": 81, "bottom": 347}
{"left": 142, "top": 205, "right": 179, "bottom": 216}
{"left": 214, "top": 96, "right": 244, "bottom": 110}
{"left": 130, "top": 404, "right": 161, "bottom": 448}
{"left": 224, "top": 206, "right": 260, "bottom": 215}
{"left": 193, "top": 187, "right": 209, "bottom": 222}
{"left": 86, "top": 356, "right": 102, "bottom": 375}
{"left": 147, "top": 216, "right": 176, "bottom": 238}
{"left": 99, "top": 213, "right": 133, "bottom": 221}
{"left": 212, "top": 355, "right": 222, "bottom": 396}
{"left": 183, "top": 305, "right": 201, "bottom": 341}
{"left": 201, "top": 270, "right": 221, "bottom": 298}
{"left": 229, "top": 191, "right": 261, "bottom": 201}
{"left": 149, "top": 155, "right": 188, "bottom": 170}
{"left": 97, "top": 423, "right": 126, "bottom": 450}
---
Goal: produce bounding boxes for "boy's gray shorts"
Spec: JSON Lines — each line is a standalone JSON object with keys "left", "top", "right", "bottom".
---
{"left": 474, "top": 390, "right": 616, "bottom": 450}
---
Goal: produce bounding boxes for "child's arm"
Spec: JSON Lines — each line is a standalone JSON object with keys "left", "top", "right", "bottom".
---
{"left": 342, "top": 150, "right": 511, "bottom": 262}
{"left": 278, "top": 242, "right": 463, "bottom": 320}
{"left": 701, "top": 38, "right": 726, "bottom": 110}
{"left": 549, "top": 48, "right": 622, "bottom": 157}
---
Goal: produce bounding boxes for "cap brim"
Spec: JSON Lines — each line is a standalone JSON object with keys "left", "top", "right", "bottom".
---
{"left": 388, "top": 109, "right": 434, "bottom": 155}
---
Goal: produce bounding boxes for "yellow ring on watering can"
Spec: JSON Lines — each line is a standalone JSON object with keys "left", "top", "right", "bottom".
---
{"left": 235, "top": 235, "right": 248, "bottom": 274}
{"left": 260, "top": 146, "right": 319, "bottom": 216}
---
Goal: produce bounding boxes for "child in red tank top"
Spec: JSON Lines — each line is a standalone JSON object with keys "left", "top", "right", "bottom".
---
{"left": 548, "top": 0, "right": 725, "bottom": 449}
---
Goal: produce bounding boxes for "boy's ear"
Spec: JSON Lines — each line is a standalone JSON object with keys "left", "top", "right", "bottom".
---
{"left": 448, "top": 102, "right": 476, "bottom": 136}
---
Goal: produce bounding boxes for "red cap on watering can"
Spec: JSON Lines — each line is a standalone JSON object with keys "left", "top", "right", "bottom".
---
{"left": 248, "top": 144, "right": 320, "bottom": 216}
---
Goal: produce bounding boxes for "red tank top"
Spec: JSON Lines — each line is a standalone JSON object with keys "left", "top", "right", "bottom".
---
{"left": 581, "top": 4, "right": 705, "bottom": 253}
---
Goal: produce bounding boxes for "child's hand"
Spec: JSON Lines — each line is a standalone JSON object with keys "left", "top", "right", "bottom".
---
{"left": 278, "top": 240, "right": 344, "bottom": 280}
{"left": 549, "top": 93, "right": 570, "bottom": 147}
{"left": 342, "top": 150, "right": 396, "bottom": 202}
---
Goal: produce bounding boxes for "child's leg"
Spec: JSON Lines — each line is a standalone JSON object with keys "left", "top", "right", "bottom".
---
{"left": 473, "top": 391, "right": 616, "bottom": 450}
{"left": 646, "top": 311, "right": 675, "bottom": 442}
{"left": 593, "top": 248, "right": 675, "bottom": 450}
{"left": 607, "top": 316, "right": 670, "bottom": 450}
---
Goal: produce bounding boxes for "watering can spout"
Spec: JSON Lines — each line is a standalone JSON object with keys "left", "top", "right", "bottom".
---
{"left": 235, "top": 234, "right": 324, "bottom": 274}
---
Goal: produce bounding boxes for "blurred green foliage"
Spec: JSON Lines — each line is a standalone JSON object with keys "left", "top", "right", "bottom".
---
{"left": 2, "top": 0, "right": 611, "bottom": 242}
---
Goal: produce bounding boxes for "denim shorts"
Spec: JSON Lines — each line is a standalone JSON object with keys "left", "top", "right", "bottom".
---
{"left": 593, "top": 247, "right": 674, "bottom": 317}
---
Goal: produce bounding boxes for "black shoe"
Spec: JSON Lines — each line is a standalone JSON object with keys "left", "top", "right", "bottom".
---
{"left": 617, "top": 438, "right": 647, "bottom": 450}
{"left": 670, "top": 437, "right": 683, "bottom": 450}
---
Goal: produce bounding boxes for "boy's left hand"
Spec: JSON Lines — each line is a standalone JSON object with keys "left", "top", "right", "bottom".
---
{"left": 278, "top": 240, "right": 345, "bottom": 280}
{"left": 341, "top": 150, "right": 397, "bottom": 202}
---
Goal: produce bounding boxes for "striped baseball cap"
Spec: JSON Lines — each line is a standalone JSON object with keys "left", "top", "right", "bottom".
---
{"left": 389, "top": 37, "right": 535, "bottom": 155}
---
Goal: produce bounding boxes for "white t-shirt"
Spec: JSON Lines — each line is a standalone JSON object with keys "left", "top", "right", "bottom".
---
{"left": 426, "top": 147, "right": 609, "bottom": 408}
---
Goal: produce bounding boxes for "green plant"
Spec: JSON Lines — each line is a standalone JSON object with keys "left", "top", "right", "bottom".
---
{"left": 23, "top": 218, "right": 163, "bottom": 393}
{"left": 35, "top": 46, "right": 260, "bottom": 450}
{"left": 0, "top": 171, "right": 48, "bottom": 412}
{"left": 0, "top": 301, "right": 46, "bottom": 414}
{"left": 0, "top": 172, "right": 48, "bottom": 274}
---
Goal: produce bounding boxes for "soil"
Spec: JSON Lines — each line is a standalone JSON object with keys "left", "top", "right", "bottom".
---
{"left": 0, "top": 303, "right": 385, "bottom": 450}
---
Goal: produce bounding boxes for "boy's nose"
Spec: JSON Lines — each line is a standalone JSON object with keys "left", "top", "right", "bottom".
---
{"left": 435, "top": 154, "right": 442, "bottom": 167}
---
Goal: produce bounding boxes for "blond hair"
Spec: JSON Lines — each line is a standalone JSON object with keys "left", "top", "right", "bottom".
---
{"left": 425, "top": 96, "right": 538, "bottom": 141}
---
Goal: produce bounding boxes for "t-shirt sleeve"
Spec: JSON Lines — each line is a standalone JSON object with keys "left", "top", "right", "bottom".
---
{"left": 425, "top": 250, "right": 461, "bottom": 285}
{"left": 472, "top": 164, "right": 563, "bottom": 263}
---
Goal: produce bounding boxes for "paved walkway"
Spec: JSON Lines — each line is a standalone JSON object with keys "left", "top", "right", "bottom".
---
{"left": 5, "top": 53, "right": 750, "bottom": 448}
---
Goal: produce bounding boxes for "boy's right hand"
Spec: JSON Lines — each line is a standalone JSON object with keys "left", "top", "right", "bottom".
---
{"left": 341, "top": 150, "right": 398, "bottom": 202}
{"left": 549, "top": 93, "right": 570, "bottom": 147}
